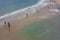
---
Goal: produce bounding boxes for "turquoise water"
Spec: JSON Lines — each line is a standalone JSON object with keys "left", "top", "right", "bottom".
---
{"left": 18, "top": 15, "right": 60, "bottom": 40}
{"left": 0, "top": 0, "right": 39, "bottom": 16}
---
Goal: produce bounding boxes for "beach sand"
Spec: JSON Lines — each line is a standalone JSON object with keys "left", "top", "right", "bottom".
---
{"left": 0, "top": 12, "right": 48, "bottom": 40}
{"left": 0, "top": 11, "right": 58, "bottom": 40}
{"left": 0, "top": 0, "right": 60, "bottom": 40}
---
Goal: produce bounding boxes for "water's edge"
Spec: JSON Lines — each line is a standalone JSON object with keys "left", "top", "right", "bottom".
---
{"left": 0, "top": 0, "right": 48, "bottom": 22}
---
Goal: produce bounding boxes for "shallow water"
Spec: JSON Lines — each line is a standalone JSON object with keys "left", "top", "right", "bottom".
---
{"left": 0, "top": 0, "right": 39, "bottom": 16}
{"left": 18, "top": 15, "right": 60, "bottom": 40}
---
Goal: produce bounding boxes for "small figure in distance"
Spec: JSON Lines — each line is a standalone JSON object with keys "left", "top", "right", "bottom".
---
{"left": 26, "top": 13, "right": 28, "bottom": 19}
{"left": 7, "top": 22, "right": 11, "bottom": 32}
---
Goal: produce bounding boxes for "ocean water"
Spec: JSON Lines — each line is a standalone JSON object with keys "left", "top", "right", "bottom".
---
{"left": 18, "top": 15, "right": 60, "bottom": 40}
{"left": 0, "top": 0, "right": 39, "bottom": 16}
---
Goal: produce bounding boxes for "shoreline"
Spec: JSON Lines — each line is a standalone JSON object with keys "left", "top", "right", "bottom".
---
{"left": 0, "top": 0, "right": 48, "bottom": 22}
{"left": 0, "top": 0, "right": 60, "bottom": 40}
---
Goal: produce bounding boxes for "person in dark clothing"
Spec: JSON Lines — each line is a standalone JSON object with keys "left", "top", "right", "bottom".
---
{"left": 7, "top": 22, "right": 11, "bottom": 32}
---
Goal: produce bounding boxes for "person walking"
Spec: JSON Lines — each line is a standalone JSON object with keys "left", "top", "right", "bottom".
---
{"left": 7, "top": 22, "right": 11, "bottom": 32}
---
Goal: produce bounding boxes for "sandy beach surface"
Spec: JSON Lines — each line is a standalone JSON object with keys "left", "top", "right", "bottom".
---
{"left": 0, "top": 13, "right": 49, "bottom": 40}
{"left": 0, "top": 11, "right": 49, "bottom": 40}
{"left": 0, "top": 0, "right": 60, "bottom": 40}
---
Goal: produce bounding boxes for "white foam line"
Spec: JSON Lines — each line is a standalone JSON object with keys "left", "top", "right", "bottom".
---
{"left": 0, "top": 0, "right": 48, "bottom": 19}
